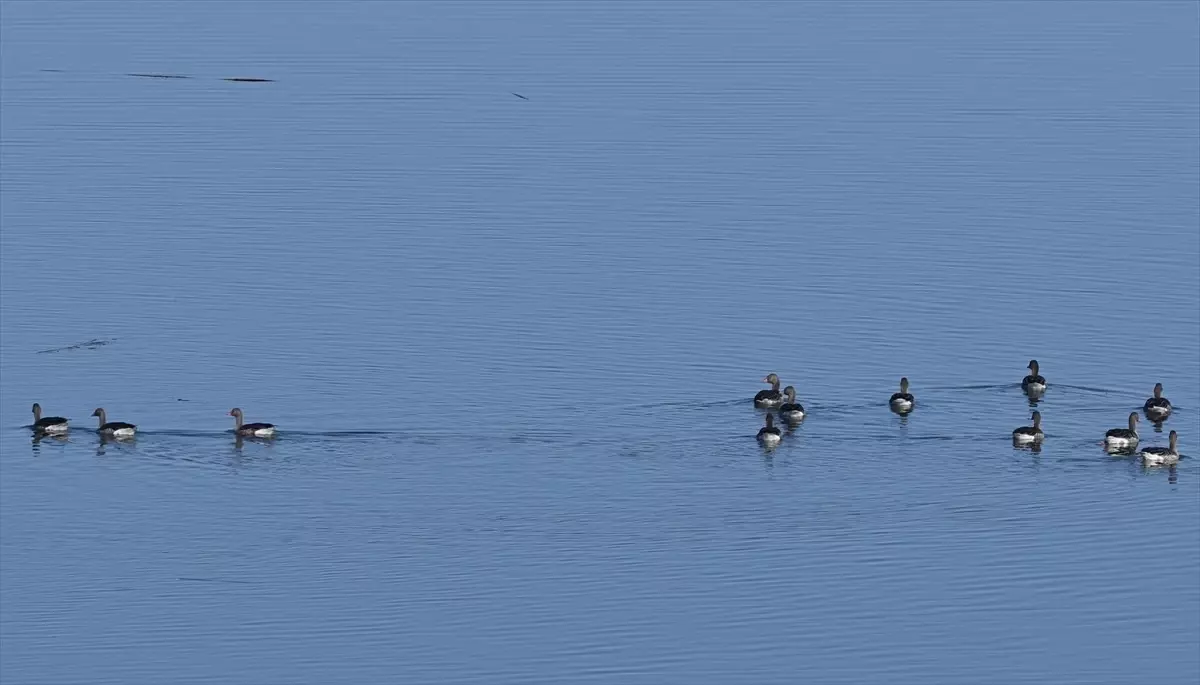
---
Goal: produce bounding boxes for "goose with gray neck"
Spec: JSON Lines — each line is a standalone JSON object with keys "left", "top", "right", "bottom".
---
{"left": 230, "top": 408, "right": 276, "bottom": 437}
{"left": 778, "top": 386, "right": 805, "bottom": 423}
{"left": 31, "top": 403, "right": 69, "bottom": 434}
{"left": 1104, "top": 412, "right": 1139, "bottom": 450}
{"left": 1013, "top": 411, "right": 1044, "bottom": 444}
{"left": 889, "top": 377, "right": 914, "bottom": 414}
{"left": 92, "top": 408, "right": 136, "bottom": 438}
{"left": 757, "top": 413, "right": 781, "bottom": 446}
{"left": 754, "top": 373, "right": 784, "bottom": 408}
{"left": 1139, "top": 431, "right": 1180, "bottom": 466}
{"left": 1143, "top": 383, "right": 1172, "bottom": 422}
{"left": 1021, "top": 360, "right": 1046, "bottom": 395}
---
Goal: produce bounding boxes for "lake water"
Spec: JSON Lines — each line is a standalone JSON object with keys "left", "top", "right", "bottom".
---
{"left": 2, "top": 1, "right": 1198, "bottom": 683}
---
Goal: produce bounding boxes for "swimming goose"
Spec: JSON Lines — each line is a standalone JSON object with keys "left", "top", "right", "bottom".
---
{"left": 754, "top": 373, "right": 784, "bottom": 408}
{"left": 1139, "top": 430, "right": 1179, "bottom": 466}
{"left": 889, "top": 377, "right": 915, "bottom": 414}
{"left": 757, "top": 413, "right": 782, "bottom": 446}
{"left": 229, "top": 408, "right": 276, "bottom": 437}
{"left": 1021, "top": 360, "right": 1046, "bottom": 394}
{"left": 778, "top": 386, "right": 805, "bottom": 423}
{"left": 92, "top": 408, "right": 136, "bottom": 438}
{"left": 30, "top": 403, "right": 69, "bottom": 434}
{"left": 1012, "top": 411, "right": 1044, "bottom": 444}
{"left": 1143, "top": 383, "right": 1172, "bottom": 422}
{"left": 1104, "top": 412, "right": 1139, "bottom": 450}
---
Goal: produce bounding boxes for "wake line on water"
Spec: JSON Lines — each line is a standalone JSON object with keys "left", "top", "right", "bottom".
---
{"left": 632, "top": 381, "right": 1130, "bottom": 414}
{"left": 20, "top": 427, "right": 590, "bottom": 448}
{"left": 925, "top": 383, "right": 1119, "bottom": 395}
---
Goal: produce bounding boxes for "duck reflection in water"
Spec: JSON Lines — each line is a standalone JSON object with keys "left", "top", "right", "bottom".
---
{"left": 95, "top": 432, "right": 137, "bottom": 457}
{"left": 234, "top": 433, "right": 277, "bottom": 452}
{"left": 31, "top": 432, "right": 69, "bottom": 453}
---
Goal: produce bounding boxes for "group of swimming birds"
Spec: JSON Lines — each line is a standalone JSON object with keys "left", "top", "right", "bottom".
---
{"left": 752, "top": 360, "right": 1182, "bottom": 466}
{"left": 28, "top": 406, "right": 277, "bottom": 439}
{"left": 27, "top": 359, "right": 1182, "bottom": 465}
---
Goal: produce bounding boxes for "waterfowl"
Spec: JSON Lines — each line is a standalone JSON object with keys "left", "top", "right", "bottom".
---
{"left": 754, "top": 373, "right": 784, "bottom": 408}
{"left": 92, "top": 408, "right": 136, "bottom": 438}
{"left": 1143, "top": 383, "right": 1172, "bottom": 421}
{"left": 30, "top": 403, "right": 69, "bottom": 434}
{"left": 1021, "top": 360, "right": 1046, "bottom": 394}
{"left": 229, "top": 408, "right": 276, "bottom": 437}
{"left": 756, "top": 413, "right": 782, "bottom": 446}
{"left": 1012, "top": 411, "right": 1044, "bottom": 444}
{"left": 1104, "top": 412, "right": 1139, "bottom": 449}
{"left": 889, "top": 377, "right": 915, "bottom": 414}
{"left": 1139, "top": 430, "right": 1179, "bottom": 466}
{"left": 778, "top": 386, "right": 805, "bottom": 423}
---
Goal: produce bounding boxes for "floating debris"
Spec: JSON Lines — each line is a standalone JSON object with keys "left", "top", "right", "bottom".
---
{"left": 223, "top": 77, "right": 274, "bottom": 83}
{"left": 511, "top": 92, "right": 529, "bottom": 100}
{"left": 36, "top": 338, "right": 117, "bottom": 354}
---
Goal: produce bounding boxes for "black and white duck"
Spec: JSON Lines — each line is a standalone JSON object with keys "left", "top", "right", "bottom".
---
{"left": 1012, "top": 411, "right": 1044, "bottom": 445}
{"left": 889, "top": 377, "right": 915, "bottom": 415}
{"left": 92, "top": 407, "right": 136, "bottom": 439}
{"left": 31, "top": 403, "right": 69, "bottom": 434}
{"left": 779, "top": 386, "right": 805, "bottom": 423}
{"left": 1139, "top": 431, "right": 1180, "bottom": 466}
{"left": 1021, "top": 360, "right": 1046, "bottom": 395}
{"left": 229, "top": 408, "right": 276, "bottom": 438}
{"left": 757, "top": 413, "right": 782, "bottom": 446}
{"left": 1104, "top": 412, "right": 1139, "bottom": 451}
{"left": 754, "top": 373, "right": 784, "bottom": 408}
{"left": 1143, "top": 383, "right": 1172, "bottom": 422}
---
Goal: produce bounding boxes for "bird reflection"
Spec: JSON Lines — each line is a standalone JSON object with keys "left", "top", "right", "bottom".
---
{"left": 31, "top": 433, "right": 69, "bottom": 454}
{"left": 1013, "top": 440, "right": 1042, "bottom": 455}
{"left": 1104, "top": 443, "right": 1138, "bottom": 457}
{"left": 96, "top": 433, "right": 136, "bottom": 457}
{"left": 233, "top": 434, "right": 275, "bottom": 452}
{"left": 1140, "top": 461, "right": 1181, "bottom": 485}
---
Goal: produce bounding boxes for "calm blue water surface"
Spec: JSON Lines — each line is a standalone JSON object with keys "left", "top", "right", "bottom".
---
{"left": 2, "top": 2, "right": 1198, "bottom": 683}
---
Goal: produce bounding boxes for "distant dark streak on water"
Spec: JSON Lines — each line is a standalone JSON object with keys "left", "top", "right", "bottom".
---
{"left": 925, "top": 383, "right": 1120, "bottom": 395}
{"left": 1055, "top": 384, "right": 1122, "bottom": 394}
{"left": 35, "top": 337, "right": 117, "bottom": 354}
{"left": 41, "top": 70, "right": 274, "bottom": 82}
{"left": 925, "top": 384, "right": 1017, "bottom": 391}
{"left": 176, "top": 577, "right": 256, "bottom": 585}
{"left": 624, "top": 398, "right": 745, "bottom": 411}
{"left": 127, "top": 72, "right": 191, "bottom": 79}
{"left": 627, "top": 397, "right": 921, "bottom": 414}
